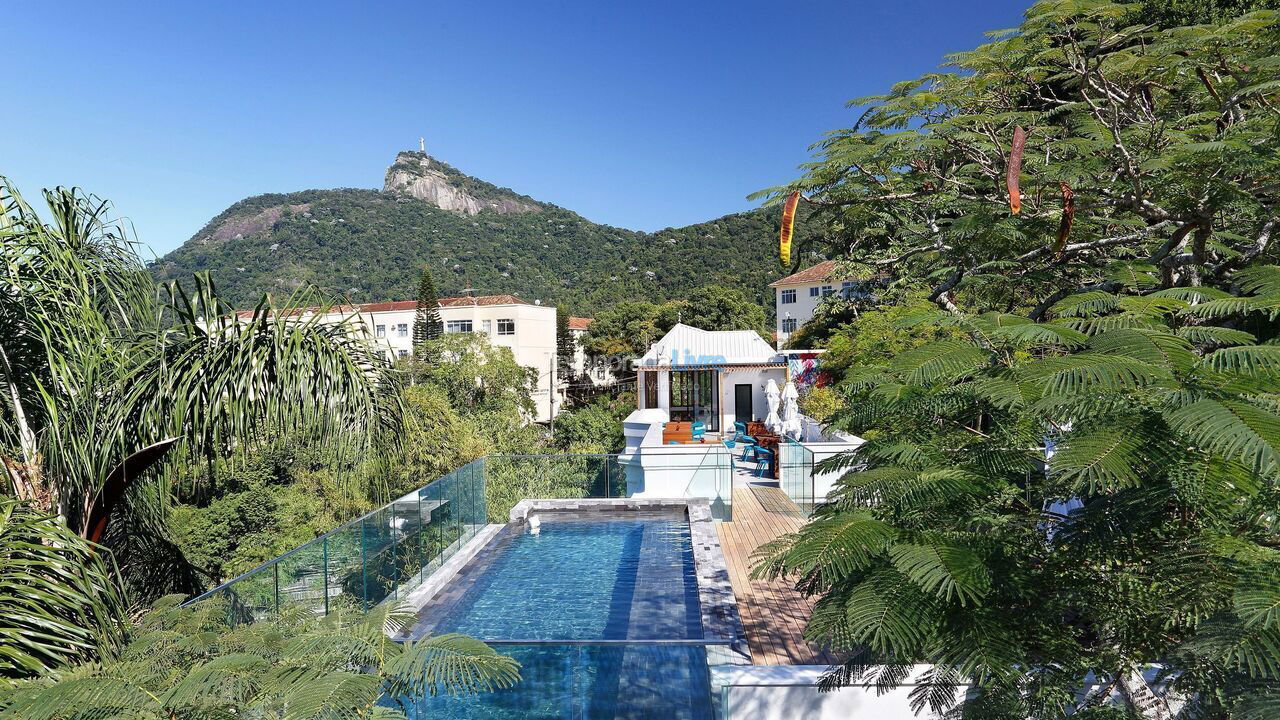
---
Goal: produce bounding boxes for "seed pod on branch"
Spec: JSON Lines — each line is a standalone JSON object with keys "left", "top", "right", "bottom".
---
{"left": 1007, "top": 125, "right": 1027, "bottom": 215}
{"left": 1053, "top": 182, "right": 1075, "bottom": 261}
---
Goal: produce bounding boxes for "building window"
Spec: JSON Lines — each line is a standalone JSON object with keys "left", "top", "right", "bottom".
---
{"left": 396, "top": 323, "right": 408, "bottom": 337}
{"left": 596, "top": 366, "right": 605, "bottom": 380}
{"left": 821, "top": 285, "right": 834, "bottom": 297}
{"left": 781, "top": 318, "right": 798, "bottom": 333}
{"left": 780, "top": 289, "right": 796, "bottom": 304}
{"left": 375, "top": 324, "right": 386, "bottom": 338}
{"left": 445, "top": 320, "right": 472, "bottom": 333}
{"left": 397, "top": 349, "right": 409, "bottom": 358}
{"left": 809, "top": 286, "right": 820, "bottom": 297}
{"left": 669, "top": 369, "right": 719, "bottom": 431}
{"left": 497, "top": 318, "right": 515, "bottom": 335}
{"left": 481, "top": 319, "right": 492, "bottom": 334}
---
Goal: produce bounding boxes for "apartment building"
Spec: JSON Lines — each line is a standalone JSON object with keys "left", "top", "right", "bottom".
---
{"left": 770, "top": 260, "right": 859, "bottom": 346}
{"left": 242, "top": 295, "right": 570, "bottom": 423}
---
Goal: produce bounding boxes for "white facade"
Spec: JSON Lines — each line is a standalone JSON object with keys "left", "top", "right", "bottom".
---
{"left": 633, "top": 324, "right": 788, "bottom": 433}
{"left": 771, "top": 259, "right": 857, "bottom": 346}
{"left": 567, "top": 318, "right": 617, "bottom": 388}
{"left": 249, "top": 296, "right": 563, "bottom": 423}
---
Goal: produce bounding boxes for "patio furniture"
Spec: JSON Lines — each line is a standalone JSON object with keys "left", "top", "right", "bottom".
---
{"left": 754, "top": 447, "right": 775, "bottom": 477}
{"left": 662, "top": 421, "right": 700, "bottom": 444}
{"left": 691, "top": 421, "right": 706, "bottom": 441}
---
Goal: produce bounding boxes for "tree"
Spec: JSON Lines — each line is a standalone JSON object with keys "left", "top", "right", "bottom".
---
{"left": 755, "top": 2, "right": 1280, "bottom": 319}
{"left": 0, "top": 498, "right": 126, "bottom": 679}
{"left": 681, "top": 284, "right": 770, "bottom": 339}
{"left": 552, "top": 393, "right": 633, "bottom": 454}
{"left": 407, "top": 333, "right": 537, "bottom": 421}
{"left": 757, "top": 277, "right": 1280, "bottom": 718}
{"left": 0, "top": 179, "right": 401, "bottom": 675}
{"left": 581, "top": 300, "right": 682, "bottom": 357}
{"left": 412, "top": 265, "right": 443, "bottom": 348}
{"left": 755, "top": 3, "right": 1280, "bottom": 717}
{"left": 555, "top": 305, "right": 574, "bottom": 382}
{"left": 0, "top": 596, "right": 520, "bottom": 718}
{"left": 0, "top": 180, "right": 397, "bottom": 548}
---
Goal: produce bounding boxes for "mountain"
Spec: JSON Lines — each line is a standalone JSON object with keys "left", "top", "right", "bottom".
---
{"left": 149, "top": 151, "right": 814, "bottom": 315}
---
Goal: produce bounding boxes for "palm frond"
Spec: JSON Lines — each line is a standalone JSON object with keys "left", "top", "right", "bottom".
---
{"left": 1166, "top": 399, "right": 1280, "bottom": 475}
{"left": 1203, "top": 345, "right": 1280, "bottom": 376}
{"left": 1087, "top": 329, "right": 1196, "bottom": 373}
{"left": 384, "top": 634, "right": 521, "bottom": 697}
{"left": 889, "top": 540, "right": 991, "bottom": 605}
{"left": 891, "top": 340, "right": 992, "bottom": 385}
{"left": 1048, "top": 291, "right": 1119, "bottom": 318}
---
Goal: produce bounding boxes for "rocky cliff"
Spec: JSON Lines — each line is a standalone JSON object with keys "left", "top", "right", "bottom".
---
{"left": 383, "top": 151, "right": 540, "bottom": 215}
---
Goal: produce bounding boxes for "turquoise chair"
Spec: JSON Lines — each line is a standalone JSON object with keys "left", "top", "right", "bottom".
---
{"left": 754, "top": 447, "right": 775, "bottom": 477}
{"left": 691, "top": 421, "right": 706, "bottom": 441}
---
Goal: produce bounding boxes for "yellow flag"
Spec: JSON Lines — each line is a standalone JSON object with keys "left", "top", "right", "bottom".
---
{"left": 779, "top": 191, "right": 800, "bottom": 266}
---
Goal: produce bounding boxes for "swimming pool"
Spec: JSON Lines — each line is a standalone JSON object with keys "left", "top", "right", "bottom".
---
{"left": 394, "top": 508, "right": 719, "bottom": 719}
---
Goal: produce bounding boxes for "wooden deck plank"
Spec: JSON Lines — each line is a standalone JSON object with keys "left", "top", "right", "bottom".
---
{"left": 716, "top": 484, "right": 839, "bottom": 666}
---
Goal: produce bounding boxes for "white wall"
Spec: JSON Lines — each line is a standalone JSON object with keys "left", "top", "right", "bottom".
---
{"left": 343, "top": 302, "right": 559, "bottom": 422}
{"left": 713, "top": 665, "right": 964, "bottom": 720}
{"left": 568, "top": 328, "right": 617, "bottom": 387}
{"left": 775, "top": 283, "right": 824, "bottom": 346}
{"left": 636, "top": 367, "right": 787, "bottom": 433}
{"left": 719, "top": 367, "right": 784, "bottom": 430}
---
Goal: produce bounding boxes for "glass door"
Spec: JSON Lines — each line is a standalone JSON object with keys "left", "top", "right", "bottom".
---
{"left": 669, "top": 370, "right": 719, "bottom": 432}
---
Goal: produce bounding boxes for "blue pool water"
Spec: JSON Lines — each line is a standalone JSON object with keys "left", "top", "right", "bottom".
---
{"left": 392, "top": 644, "right": 714, "bottom": 720}
{"left": 424, "top": 514, "right": 703, "bottom": 640}
{"left": 396, "top": 511, "right": 716, "bottom": 719}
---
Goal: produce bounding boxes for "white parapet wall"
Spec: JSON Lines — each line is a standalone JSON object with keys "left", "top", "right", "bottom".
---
{"left": 712, "top": 665, "right": 964, "bottom": 720}
{"left": 619, "top": 409, "right": 731, "bottom": 508}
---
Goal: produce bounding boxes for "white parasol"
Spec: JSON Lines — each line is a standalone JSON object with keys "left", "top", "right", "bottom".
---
{"left": 780, "top": 381, "right": 803, "bottom": 438}
{"left": 764, "top": 378, "right": 783, "bottom": 433}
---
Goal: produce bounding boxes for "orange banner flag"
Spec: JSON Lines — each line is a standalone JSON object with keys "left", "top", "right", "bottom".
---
{"left": 779, "top": 191, "right": 800, "bottom": 266}
{"left": 1007, "top": 126, "right": 1027, "bottom": 215}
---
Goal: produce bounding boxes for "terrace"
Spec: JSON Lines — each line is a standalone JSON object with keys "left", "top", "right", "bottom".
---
{"left": 189, "top": 428, "right": 870, "bottom": 718}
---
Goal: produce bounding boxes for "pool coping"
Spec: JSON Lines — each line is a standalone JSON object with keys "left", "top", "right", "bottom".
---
{"left": 509, "top": 498, "right": 751, "bottom": 665}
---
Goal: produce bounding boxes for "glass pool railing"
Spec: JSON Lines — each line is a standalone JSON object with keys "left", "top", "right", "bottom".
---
{"left": 185, "top": 447, "right": 737, "bottom": 621}
{"left": 186, "top": 458, "right": 489, "bottom": 623}
{"left": 778, "top": 439, "right": 816, "bottom": 514}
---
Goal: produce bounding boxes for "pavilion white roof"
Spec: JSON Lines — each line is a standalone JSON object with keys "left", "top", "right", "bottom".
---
{"left": 637, "top": 323, "right": 784, "bottom": 368}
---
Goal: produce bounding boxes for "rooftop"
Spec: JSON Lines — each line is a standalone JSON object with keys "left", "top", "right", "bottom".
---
{"left": 234, "top": 294, "right": 537, "bottom": 319}
{"left": 568, "top": 316, "right": 593, "bottom": 331}
{"left": 768, "top": 259, "right": 845, "bottom": 287}
{"left": 637, "top": 323, "right": 782, "bottom": 367}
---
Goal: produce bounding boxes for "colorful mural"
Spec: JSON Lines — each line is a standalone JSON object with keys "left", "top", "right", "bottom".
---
{"left": 787, "top": 352, "right": 829, "bottom": 389}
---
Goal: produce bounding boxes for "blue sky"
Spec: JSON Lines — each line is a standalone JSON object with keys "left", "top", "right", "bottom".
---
{"left": 4, "top": 0, "right": 1028, "bottom": 257}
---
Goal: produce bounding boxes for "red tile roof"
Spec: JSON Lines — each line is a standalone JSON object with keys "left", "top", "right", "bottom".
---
{"left": 769, "top": 259, "right": 845, "bottom": 287}
{"left": 568, "top": 317, "right": 593, "bottom": 331}
{"left": 235, "top": 294, "right": 534, "bottom": 317}
{"left": 436, "top": 294, "right": 529, "bottom": 308}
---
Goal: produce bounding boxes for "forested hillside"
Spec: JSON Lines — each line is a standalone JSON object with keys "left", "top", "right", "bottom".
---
{"left": 149, "top": 154, "right": 818, "bottom": 314}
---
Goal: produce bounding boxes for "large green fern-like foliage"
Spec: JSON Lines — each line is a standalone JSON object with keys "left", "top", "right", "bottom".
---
{"left": 756, "top": 272, "right": 1280, "bottom": 718}
{"left": 0, "top": 596, "right": 519, "bottom": 720}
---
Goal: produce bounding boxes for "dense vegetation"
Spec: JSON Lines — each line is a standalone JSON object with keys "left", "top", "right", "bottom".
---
{"left": 149, "top": 156, "right": 821, "bottom": 316}
{"left": 581, "top": 283, "right": 771, "bottom": 357}
{"left": 759, "top": 1, "right": 1280, "bottom": 718}
{"left": 0, "top": 177, "right": 519, "bottom": 701}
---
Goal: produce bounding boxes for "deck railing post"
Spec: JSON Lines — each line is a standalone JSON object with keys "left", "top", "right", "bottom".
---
{"left": 322, "top": 537, "right": 330, "bottom": 616}
{"left": 273, "top": 562, "right": 280, "bottom": 615}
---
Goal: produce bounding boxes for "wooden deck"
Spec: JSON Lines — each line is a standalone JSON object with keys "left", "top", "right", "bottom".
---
{"left": 717, "top": 484, "right": 841, "bottom": 666}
